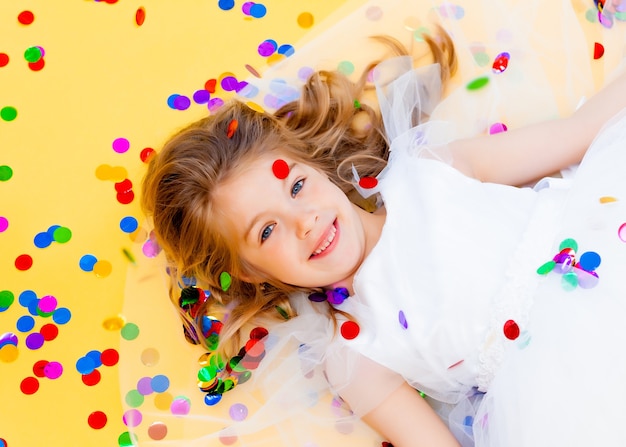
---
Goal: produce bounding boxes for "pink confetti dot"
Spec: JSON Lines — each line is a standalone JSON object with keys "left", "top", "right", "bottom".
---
{"left": 170, "top": 396, "right": 191, "bottom": 415}
{"left": 44, "top": 361, "right": 63, "bottom": 379}
{"left": 0, "top": 216, "right": 8, "bottom": 232}
{"left": 112, "top": 138, "right": 130, "bottom": 153}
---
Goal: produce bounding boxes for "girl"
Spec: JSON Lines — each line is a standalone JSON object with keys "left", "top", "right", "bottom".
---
{"left": 132, "top": 2, "right": 626, "bottom": 447}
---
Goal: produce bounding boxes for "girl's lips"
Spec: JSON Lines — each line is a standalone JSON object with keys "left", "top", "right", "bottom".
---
{"left": 310, "top": 219, "right": 339, "bottom": 259}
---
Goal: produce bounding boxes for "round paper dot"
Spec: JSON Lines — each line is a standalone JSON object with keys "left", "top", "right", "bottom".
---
{"left": 559, "top": 238, "right": 578, "bottom": 252}
{"left": 140, "top": 147, "right": 155, "bottom": 163}
{"left": 118, "top": 432, "right": 139, "bottom": 447}
{"left": 618, "top": 223, "right": 626, "bottom": 242}
{"left": 33, "top": 360, "right": 49, "bottom": 377}
{"left": 229, "top": 403, "right": 248, "bottom": 421}
{"left": 121, "top": 323, "right": 139, "bottom": 340}
{"left": 170, "top": 396, "right": 191, "bottom": 415}
{"left": 52, "top": 307, "right": 71, "bottom": 324}
{"left": 148, "top": 422, "right": 168, "bottom": 440}
{"left": 76, "top": 357, "right": 96, "bottom": 375}
{"left": 0, "top": 216, "right": 8, "bottom": 232}
{"left": 358, "top": 177, "right": 378, "bottom": 189}
{"left": 93, "top": 260, "right": 112, "bottom": 278}
{"left": 137, "top": 376, "right": 153, "bottom": 395}
{"left": 297, "top": 12, "right": 314, "bottom": 28}
{"left": 18, "top": 290, "right": 36, "bottom": 307}
{"left": 579, "top": 251, "right": 601, "bottom": 271}
{"left": 38, "top": 295, "right": 57, "bottom": 313}
{"left": 250, "top": 3, "right": 267, "bottom": 18}
{"left": 20, "top": 376, "right": 39, "bottom": 394}
{"left": 123, "top": 409, "right": 143, "bottom": 428}
{"left": 34, "top": 232, "right": 53, "bottom": 248}
{"left": 125, "top": 389, "right": 145, "bottom": 408}
{"left": 205, "top": 393, "right": 223, "bottom": 406}
{"left": 44, "top": 361, "right": 63, "bottom": 379}
{"left": 258, "top": 40, "right": 277, "bottom": 57}
{"left": 23, "top": 46, "right": 42, "bottom": 63}
{"left": 86, "top": 350, "right": 103, "bottom": 368}
{"left": 271, "top": 159, "right": 289, "bottom": 179}
{"left": 1, "top": 106, "right": 17, "bottom": 122}
{"left": 173, "top": 95, "right": 191, "bottom": 110}
{"left": 337, "top": 60, "right": 355, "bottom": 75}
{"left": 120, "top": 216, "right": 138, "bottom": 233}
{"left": 117, "top": 190, "right": 135, "bottom": 205}
{"left": 15, "top": 254, "right": 33, "bottom": 271}
{"left": 79, "top": 254, "right": 98, "bottom": 272}
{"left": 218, "top": 0, "right": 235, "bottom": 10}
{"left": 135, "top": 7, "right": 146, "bottom": 26}
{"left": 52, "top": 226, "right": 72, "bottom": 243}
{"left": 503, "top": 319, "right": 520, "bottom": 340}
{"left": 40, "top": 324, "right": 59, "bottom": 341}
{"left": 28, "top": 58, "right": 45, "bottom": 72}
{"left": 0, "top": 290, "right": 14, "bottom": 309}
{"left": 101, "top": 348, "right": 119, "bottom": 366}
{"left": 277, "top": 44, "right": 295, "bottom": 57}
{"left": 16, "top": 315, "right": 35, "bottom": 332}
{"left": 151, "top": 375, "right": 170, "bottom": 393}
{"left": 112, "top": 138, "right": 130, "bottom": 154}
{"left": 466, "top": 76, "right": 490, "bottom": 90}
{"left": 103, "top": 315, "right": 125, "bottom": 330}
{"left": 0, "top": 165, "right": 13, "bottom": 180}
{"left": 82, "top": 369, "right": 101, "bottom": 386}
{"left": 88, "top": 411, "right": 108, "bottom": 429}
{"left": 18, "top": 10, "right": 35, "bottom": 25}
{"left": 489, "top": 123, "right": 508, "bottom": 134}
{"left": 0, "top": 344, "right": 19, "bottom": 362}
{"left": 0, "top": 53, "right": 9, "bottom": 67}
{"left": 340, "top": 321, "right": 360, "bottom": 340}
{"left": 141, "top": 348, "right": 160, "bottom": 366}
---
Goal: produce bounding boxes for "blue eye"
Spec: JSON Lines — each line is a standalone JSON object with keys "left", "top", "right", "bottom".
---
{"left": 292, "top": 179, "right": 304, "bottom": 197}
{"left": 261, "top": 224, "right": 275, "bottom": 242}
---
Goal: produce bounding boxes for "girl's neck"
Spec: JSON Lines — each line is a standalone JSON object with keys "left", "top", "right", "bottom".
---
{"left": 328, "top": 204, "right": 386, "bottom": 295}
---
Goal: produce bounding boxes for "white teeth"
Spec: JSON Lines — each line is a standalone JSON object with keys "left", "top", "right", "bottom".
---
{"left": 312, "top": 225, "right": 336, "bottom": 256}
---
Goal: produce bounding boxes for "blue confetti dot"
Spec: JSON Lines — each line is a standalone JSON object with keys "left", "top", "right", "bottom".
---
{"left": 218, "top": 0, "right": 235, "bottom": 11}
{"left": 79, "top": 254, "right": 98, "bottom": 272}
{"left": 19, "top": 290, "right": 37, "bottom": 308}
{"left": 250, "top": 3, "right": 267, "bottom": 18}
{"left": 16, "top": 315, "right": 35, "bottom": 332}
{"left": 76, "top": 356, "right": 96, "bottom": 375}
{"left": 167, "top": 94, "right": 180, "bottom": 109}
{"left": 86, "top": 350, "right": 103, "bottom": 368}
{"left": 277, "top": 44, "right": 295, "bottom": 57}
{"left": 151, "top": 374, "right": 170, "bottom": 393}
{"left": 53, "top": 307, "right": 72, "bottom": 324}
{"left": 579, "top": 251, "right": 601, "bottom": 271}
{"left": 34, "top": 231, "right": 53, "bottom": 248}
{"left": 205, "top": 393, "right": 222, "bottom": 406}
{"left": 27, "top": 299, "right": 40, "bottom": 316}
{"left": 120, "top": 216, "right": 139, "bottom": 233}
{"left": 47, "top": 224, "right": 60, "bottom": 235}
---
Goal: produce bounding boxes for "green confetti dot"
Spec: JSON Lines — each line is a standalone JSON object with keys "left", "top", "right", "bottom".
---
{"left": 219, "top": 271, "right": 231, "bottom": 292}
{"left": 275, "top": 305, "right": 289, "bottom": 320}
{"left": 616, "top": 11, "right": 626, "bottom": 20}
{"left": 585, "top": 9, "right": 598, "bottom": 23}
{"left": 559, "top": 238, "right": 578, "bottom": 253}
{"left": 353, "top": 99, "right": 361, "bottom": 109}
{"left": 536, "top": 260, "right": 556, "bottom": 275}
{"left": 473, "top": 52, "right": 490, "bottom": 67}
{"left": 0, "top": 290, "right": 15, "bottom": 309}
{"left": 337, "top": 60, "right": 355, "bottom": 76}
{"left": 466, "top": 76, "right": 490, "bottom": 91}
{"left": 1, "top": 107, "right": 17, "bottom": 122}
{"left": 561, "top": 271, "right": 578, "bottom": 291}
{"left": 118, "top": 432, "right": 139, "bottom": 447}
{"left": 52, "top": 226, "right": 72, "bottom": 243}
{"left": 125, "top": 389, "right": 145, "bottom": 408}
{"left": 24, "top": 46, "right": 42, "bottom": 63}
{"left": 0, "top": 165, "right": 13, "bottom": 181}
{"left": 412, "top": 26, "right": 429, "bottom": 42}
{"left": 121, "top": 322, "right": 140, "bottom": 340}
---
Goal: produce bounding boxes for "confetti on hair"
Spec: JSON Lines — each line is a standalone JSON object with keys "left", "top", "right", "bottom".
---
{"left": 353, "top": 99, "right": 361, "bottom": 109}
{"left": 271, "top": 159, "right": 289, "bottom": 179}
{"left": 219, "top": 272, "right": 232, "bottom": 292}
{"left": 275, "top": 305, "right": 289, "bottom": 320}
{"left": 226, "top": 119, "right": 238, "bottom": 138}
{"left": 359, "top": 177, "right": 378, "bottom": 189}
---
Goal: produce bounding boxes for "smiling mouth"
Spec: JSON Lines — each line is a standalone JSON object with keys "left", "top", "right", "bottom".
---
{"left": 310, "top": 221, "right": 337, "bottom": 258}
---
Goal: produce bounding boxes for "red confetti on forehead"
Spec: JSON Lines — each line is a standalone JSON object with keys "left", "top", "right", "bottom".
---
{"left": 272, "top": 159, "right": 289, "bottom": 179}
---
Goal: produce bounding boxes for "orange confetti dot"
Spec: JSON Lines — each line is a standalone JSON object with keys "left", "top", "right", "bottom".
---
{"left": 135, "top": 7, "right": 146, "bottom": 26}
{"left": 599, "top": 196, "right": 618, "bottom": 203}
{"left": 227, "top": 119, "right": 238, "bottom": 138}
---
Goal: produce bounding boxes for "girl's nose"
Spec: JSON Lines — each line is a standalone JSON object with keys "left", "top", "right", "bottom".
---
{"left": 296, "top": 211, "right": 317, "bottom": 239}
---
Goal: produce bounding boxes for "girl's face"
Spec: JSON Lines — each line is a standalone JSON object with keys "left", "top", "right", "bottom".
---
{"left": 214, "top": 152, "right": 371, "bottom": 289}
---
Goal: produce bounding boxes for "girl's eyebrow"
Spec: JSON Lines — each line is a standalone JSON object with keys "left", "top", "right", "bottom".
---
{"left": 243, "top": 161, "right": 297, "bottom": 244}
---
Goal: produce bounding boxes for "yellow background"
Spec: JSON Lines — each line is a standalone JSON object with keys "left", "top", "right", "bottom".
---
{"left": 0, "top": 1, "right": 361, "bottom": 445}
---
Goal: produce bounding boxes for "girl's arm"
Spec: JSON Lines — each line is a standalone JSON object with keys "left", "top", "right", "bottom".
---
{"left": 449, "top": 71, "right": 626, "bottom": 186}
{"left": 362, "top": 382, "right": 461, "bottom": 447}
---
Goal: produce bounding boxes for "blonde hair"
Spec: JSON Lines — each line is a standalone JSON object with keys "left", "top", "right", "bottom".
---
{"left": 141, "top": 28, "right": 456, "bottom": 356}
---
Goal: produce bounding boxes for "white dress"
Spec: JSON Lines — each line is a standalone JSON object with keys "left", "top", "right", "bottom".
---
{"left": 119, "top": 1, "right": 626, "bottom": 446}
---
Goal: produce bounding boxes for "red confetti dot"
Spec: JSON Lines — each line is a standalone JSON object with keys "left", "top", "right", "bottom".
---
{"left": 594, "top": 42, "right": 605, "bottom": 60}
{"left": 244, "top": 339, "right": 265, "bottom": 357}
{"left": 140, "top": 147, "right": 155, "bottom": 163}
{"left": 503, "top": 319, "right": 520, "bottom": 340}
{"left": 15, "top": 254, "right": 33, "bottom": 271}
{"left": 88, "top": 411, "right": 108, "bottom": 429}
{"left": 40, "top": 324, "right": 59, "bottom": 341}
{"left": 33, "top": 360, "right": 50, "bottom": 378}
{"left": 0, "top": 53, "right": 9, "bottom": 67}
{"left": 340, "top": 321, "right": 360, "bottom": 340}
{"left": 28, "top": 58, "right": 45, "bottom": 71}
{"left": 114, "top": 178, "right": 133, "bottom": 193}
{"left": 226, "top": 119, "right": 238, "bottom": 138}
{"left": 358, "top": 177, "right": 378, "bottom": 189}
{"left": 101, "top": 348, "right": 119, "bottom": 366}
{"left": 82, "top": 369, "right": 102, "bottom": 386}
{"left": 116, "top": 190, "right": 135, "bottom": 205}
{"left": 18, "top": 10, "right": 35, "bottom": 25}
{"left": 250, "top": 326, "right": 268, "bottom": 340}
{"left": 135, "top": 7, "right": 146, "bottom": 26}
{"left": 272, "top": 159, "right": 289, "bottom": 179}
{"left": 205, "top": 78, "right": 217, "bottom": 93}
{"left": 20, "top": 376, "right": 40, "bottom": 394}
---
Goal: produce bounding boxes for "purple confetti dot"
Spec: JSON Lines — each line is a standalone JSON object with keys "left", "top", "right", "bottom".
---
{"left": 137, "top": 376, "right": 154, "bottom": 395}
{"left": 112, "top": 138, "right": 130, "bottom": 153}
{"left": 242, "top": 2, "right": 254, "bottom": 15}
{"left": 229, "top": 403, "right": 249, "bottom": 421}
{"left": 398, "top": 310, "right": 408, "bottom": 329}
{"left": 298, "top": 66, "right": 314, "bottom": 82}
{"left": 25, "top": 332, "right": 45, "bottom": 350}
{"left": 207, "top": 97, "right": 225, "bottom": 112}
{"left": 258, "top": 40, "right": 277, "bottom": 57}
{"left": 44, "top": 361, "right": 63, "bottom": 379}
{"left": 170, "top": 396, "right": 191, "bottom": 415}
{"left": 173, "top": 95, "right": 191, "bottom": 110}
{"left": 221, "top": 76, "right": 239, "bottom": 92}
{"left": 142, "top": 239, "right": 161, "bottom": 258}
{"left": 193, "top": 89, "right": 210, "bottom": 104}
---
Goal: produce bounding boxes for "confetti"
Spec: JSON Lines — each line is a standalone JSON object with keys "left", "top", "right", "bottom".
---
{"left": 88, "top": 411, "right": 108, "bottom": 429}
{"left": 358, "top": 177, "right": 378, "bottom": 189}
{"left": 297, "top": 12, "right": 314, "bottom": 28}
{"left": 1, "top": 107, "right": 17, "bottom": 122}
{"left": 492, "top": 52, "right": 510, "bottom": 73}
{"left": 271, "top": 159, "right": 289, "bottom": 179}
{"left": 226, "top": 119, "right": 238, "bottom": 138}
{"left": 0, "top": 217, "right": 8, "bottom": 233}
{"left": 503, "top": 319, "right": 520, "bottom": 340}
{"left": 0, "top": 53, "right": 9, "bottom": 67}
{"left": 466, "top": 76, "right": 490, "bottom": 91}
{"left": 135, "top": 7, "right": 146, "bottom": 26}
{"left": 340, "top": 320, "right": 360, "bottom": 340}
{"left": 594, "top": 42, "right": 605, "bottom": 59}
{"left": 18, "top": 10, "right": 35, "bottom": 25}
